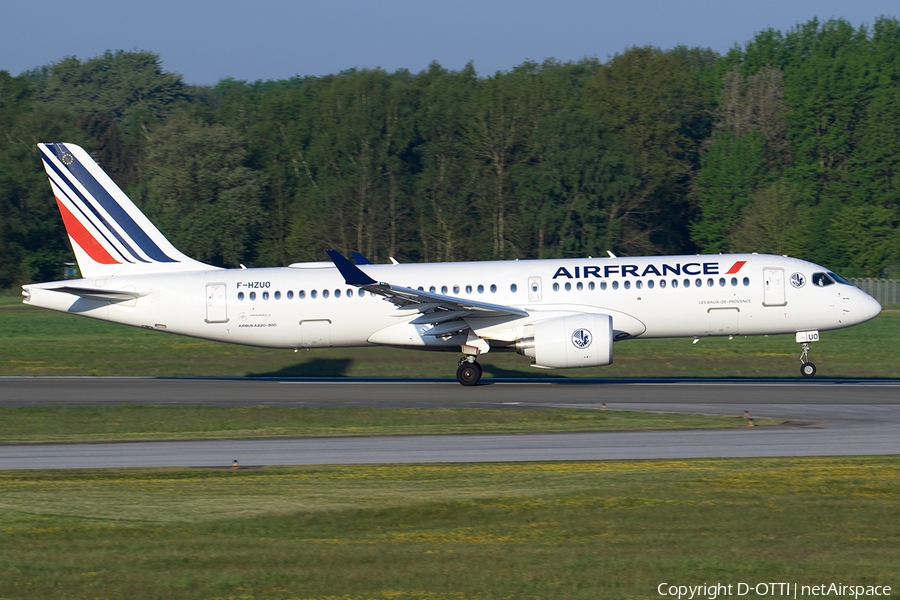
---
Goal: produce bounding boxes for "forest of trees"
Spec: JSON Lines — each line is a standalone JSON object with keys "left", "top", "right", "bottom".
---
{"left": 1, "top": 17, "right": 898, "bottom": 289}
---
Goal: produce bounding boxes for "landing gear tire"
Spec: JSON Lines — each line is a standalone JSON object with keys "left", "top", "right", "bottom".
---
{"left": 457, "top": 361, "right": 483, "bottom": 386}
{"left": 800, "top": 362, "right": 817, "bottom": 378}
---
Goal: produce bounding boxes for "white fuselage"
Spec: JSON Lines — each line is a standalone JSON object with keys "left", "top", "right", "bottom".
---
{"left": 23, "top": 253, "right": 882, "bottom": 356}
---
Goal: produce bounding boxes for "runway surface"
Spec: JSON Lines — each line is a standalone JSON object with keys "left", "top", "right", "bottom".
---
{"left": 3, "top": 376, "right": 900, "bottom": 408}
{"left": 1, "top": 377, "right": 899, "bottom": 470}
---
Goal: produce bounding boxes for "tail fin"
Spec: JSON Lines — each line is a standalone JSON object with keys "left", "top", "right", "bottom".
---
{"left": 38, "top": 143, "right": 214, "bottom": 278}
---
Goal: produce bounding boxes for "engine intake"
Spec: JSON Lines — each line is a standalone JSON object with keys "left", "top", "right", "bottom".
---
{"left": 516, "top": 313, "right": 613, "bottom": 369}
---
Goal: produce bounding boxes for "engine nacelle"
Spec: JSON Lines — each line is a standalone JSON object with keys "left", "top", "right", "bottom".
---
{"left": 516, "top": 313, "right": 613, "bottom": 369}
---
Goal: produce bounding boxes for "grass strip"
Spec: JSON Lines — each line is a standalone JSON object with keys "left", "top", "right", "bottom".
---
{"left": 0, "top": 456, "right": 897, "bottom": 599}
{"left": 0, "top": 406, "right": 779, "bottom": 443}
{"left": 2, "top": 295, "right": 899, "bottom": 379}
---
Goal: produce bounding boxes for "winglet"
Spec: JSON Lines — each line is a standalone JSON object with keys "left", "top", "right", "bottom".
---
{"left": 350, "top": 252, "right": 373, "bottom": 265}
{"left": 326, "top": 250, "right": 377, "bottom": 285}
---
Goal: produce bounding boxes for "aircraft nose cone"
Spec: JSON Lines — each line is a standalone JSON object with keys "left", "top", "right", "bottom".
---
{"left": 847, "top": 290, "right": 881, "bottom": 323}
{"left": 859, "top": 291, "right": 882, "bottom": 322}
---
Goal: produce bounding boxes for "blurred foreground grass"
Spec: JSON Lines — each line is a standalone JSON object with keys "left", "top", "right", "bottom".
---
{"left": 0, "top": 456, "right": 897, "bottom": 599}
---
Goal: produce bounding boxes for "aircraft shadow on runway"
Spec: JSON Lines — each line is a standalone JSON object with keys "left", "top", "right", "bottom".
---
{"left": 480, "top": 363, "right": 559, "bottom": 382}
{"left": 247, "top": 358, "right": 353, "bottom": 378}
{"left": 245, "top": 359, "right": 555, "bottom": 382}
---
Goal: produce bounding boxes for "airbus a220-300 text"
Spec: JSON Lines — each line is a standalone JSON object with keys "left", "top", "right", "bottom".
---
{"left": 23, "top": 143, "right": 882, "bottom": 385}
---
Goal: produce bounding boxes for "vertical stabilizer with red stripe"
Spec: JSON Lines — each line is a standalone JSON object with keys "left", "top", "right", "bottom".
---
{"left": 38, "top": 143, "right": 215, "bottom": 277}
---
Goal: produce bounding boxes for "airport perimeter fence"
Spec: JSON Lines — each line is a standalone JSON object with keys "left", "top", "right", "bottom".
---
{"left": 848, "top": 278, "right": 900, "bottom": 306}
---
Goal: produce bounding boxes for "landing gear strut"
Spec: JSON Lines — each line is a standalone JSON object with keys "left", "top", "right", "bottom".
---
{"left": 456, "top": 356, "right": 483, "bottom": 386}
{"left": 799, "top": 342, "right": 816, "bottom": 378}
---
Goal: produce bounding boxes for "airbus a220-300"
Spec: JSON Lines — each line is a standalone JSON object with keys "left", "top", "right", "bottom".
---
{"left": 23, "top": 143, "right": 882, "bottom": 385}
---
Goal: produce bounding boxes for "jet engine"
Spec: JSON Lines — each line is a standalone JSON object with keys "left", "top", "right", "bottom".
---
{"left": 515, "top": 313, "right": 613, "bottom": 369}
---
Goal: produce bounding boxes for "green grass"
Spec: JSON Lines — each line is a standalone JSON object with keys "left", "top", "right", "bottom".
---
{"left": 0, "top": 405, "right": 779, "bottom": 444}
{"left": 2, "top": 295, "right": 898, "bottom": 378}
{"left": 1, "top": 457, "right": 897, "bottom": 599}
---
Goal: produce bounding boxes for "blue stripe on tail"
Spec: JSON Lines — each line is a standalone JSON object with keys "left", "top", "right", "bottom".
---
{"left": 47, "top": 144, "right": 178, "bottom": 263}
{"left": 41, "top": 147, "right": 141, "bottom": 263}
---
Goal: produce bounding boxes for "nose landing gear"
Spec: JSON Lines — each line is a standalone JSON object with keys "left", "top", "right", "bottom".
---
{"left": 457, "top": 356, "right": 483, "bottom": 386}
{"left": 799, "top": 342, "right": 816, "bottom": 378}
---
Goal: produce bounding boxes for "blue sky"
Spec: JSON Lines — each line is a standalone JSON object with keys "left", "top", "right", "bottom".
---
{"left": 3, "top": 0, "right": 898, "bottom": 86}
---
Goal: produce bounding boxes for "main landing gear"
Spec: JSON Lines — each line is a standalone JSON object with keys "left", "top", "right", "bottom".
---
{"left": 457, "top": 356, "right": 483, "bottom": 386}
{"left": 799, "top": 342, "right": 817, "bottom": 378}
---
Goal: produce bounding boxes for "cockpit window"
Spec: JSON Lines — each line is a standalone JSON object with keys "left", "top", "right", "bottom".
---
{"left": 828, "top": 271, "right": 853, "bottom": 286}
{"left": 812, "top": 272, "right": 835, "bottom": 287}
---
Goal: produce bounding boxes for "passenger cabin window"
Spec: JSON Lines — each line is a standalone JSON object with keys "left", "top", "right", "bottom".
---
{"left": 249, "top": 292, "right": 257, "bottom": 301}
{"left": 274, "top": 291, "right": 281, "bottom": 300}
{"left": 442, "top": 286, "right": 449, "bottom": 294}
{"left": 287, "top": 291, "right": 294, "bottom": 299}
{"left": 510, "top": 284, "right": 517, "bottom": 293}
{"left": 237, "top": 292, "right": 245, "bottom": 301}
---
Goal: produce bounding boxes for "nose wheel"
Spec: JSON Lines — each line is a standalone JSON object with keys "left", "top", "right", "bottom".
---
{"left": 456, "top": 357, "right": 483, "bottom": 386}
{"left": 799, "top": 342, "right": 816, "bottom": 378}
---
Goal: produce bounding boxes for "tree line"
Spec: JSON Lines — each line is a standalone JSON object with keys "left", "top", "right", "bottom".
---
{"left": 1, "top": 16, "right": 898, "bottom": 289}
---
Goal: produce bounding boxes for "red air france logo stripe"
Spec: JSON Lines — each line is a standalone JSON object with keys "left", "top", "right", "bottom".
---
{"left": 725, "top": 261, "right": 747, "bottom": 275}
{"left": 56, "top": 197, "right": 121, "bottom": 265}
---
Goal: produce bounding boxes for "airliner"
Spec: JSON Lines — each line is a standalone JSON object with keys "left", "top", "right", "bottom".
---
{"left": 22, "top": 143, "right": 883, "bottom": 385}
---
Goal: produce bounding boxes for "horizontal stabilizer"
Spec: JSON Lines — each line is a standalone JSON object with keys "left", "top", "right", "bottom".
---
{"left": 44, "top": 285, "right": 147, "bottom": 301}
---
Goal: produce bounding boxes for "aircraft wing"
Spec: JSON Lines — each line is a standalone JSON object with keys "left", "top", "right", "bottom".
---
{"left": 327, "top": 250, "right": 528, "bottom": 319}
